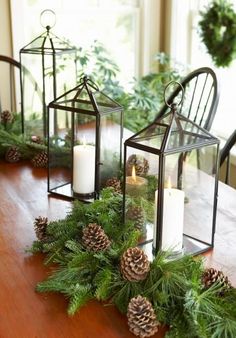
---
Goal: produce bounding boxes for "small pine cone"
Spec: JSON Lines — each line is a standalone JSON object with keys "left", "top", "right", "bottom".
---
{"left": 34, "top": 216, "right": 48, "bottom": 241}
{"left": 126, "top": 206, "right": 145, "bottom": 231}
{"left": 120, "top": 247, "right": 150, "bottom": 282}
{"left": 126, "top": 154, "right": 149, "bottom": 176}
{"left": 82, "top": 223, "right": 111, "bottom": 252}
{"left": 1, "top": 110, "right": 13, "bottom": 124}
{"left": 5, "top": 146, "right": 21, "bottom": 163}
{"left": 105, "top": 177, "right": 122, "bottom": 193}
{"left": 31, "top": 151, "right": 48, "bottom": 168}
{"left": 202, "top": 267, "right": 232, "bottom": 293}
{"left": 127, "top": 295, "right": 159, "bottom": 338}
{"left": 31, "top": 135, "right": 43, "bottom": 144}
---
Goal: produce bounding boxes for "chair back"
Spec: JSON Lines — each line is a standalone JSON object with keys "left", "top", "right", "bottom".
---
{"left": 220, "top": 129, "right": 236, "bottom": 186}
{"left": 0, "top": 55, "right": 21, "bottom": 113}
{"left": 157, "top": 67, "right": 219, "bottom": 131}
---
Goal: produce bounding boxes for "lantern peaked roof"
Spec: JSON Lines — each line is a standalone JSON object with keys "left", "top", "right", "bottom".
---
{"left": 20, "top": 27, "right": 76, "bottom": 55}
{"left": 48, "top": 76, "right": 123, "bottom": 115}
{"left": 126, "top": 103, "right": 219, "bottom": 154}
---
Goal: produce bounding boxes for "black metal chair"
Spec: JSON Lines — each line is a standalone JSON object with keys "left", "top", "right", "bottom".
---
{"left": 156, "top": 66, "right": 219, "bottom": 131}
{"left": 219, "top": 129, "right": 236, "bottom": 186}
{"left": 0, "top": 55, "right": 21, "bottom": 113}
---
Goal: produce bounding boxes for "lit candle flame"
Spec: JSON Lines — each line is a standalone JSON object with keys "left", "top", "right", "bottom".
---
{"left": 132, "top": 165, "right": 136, "bottom": 183}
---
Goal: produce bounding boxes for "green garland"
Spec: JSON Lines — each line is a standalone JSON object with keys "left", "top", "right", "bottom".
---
{"left": 0, "top": 112, "right": 72, "bottom": 167}
{"left": 29, "top": 188, "right": 236, "bottom": 338}
{"left": 199, "top": 0, "right": 236, "bottom": 67}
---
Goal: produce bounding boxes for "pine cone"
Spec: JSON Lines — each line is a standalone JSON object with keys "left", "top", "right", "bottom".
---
{"left": 31, "top": 151, "right": 48, "bottom": 167}
{"left": 127, "top": 295, "right": 159, "bottom": 338}
{"left": 34, "top": 216, "right": 48, "bottom": 241}
{"left": 31, "top": 135, "right": 43, "bottom": 144}
{"left": 5, "top": 146, "right": 21, "bottom": 163}
{"left": 105, "top": 177, "right": 122, "bottom": 193}
{"left": 126, "top": 154, "right": 149, "bottom": 176}
{"left": 126, "top": 206, "right": 145, "bottom": 232}
{"left": 1, "top": 110, "right": 13, "bottom": 124}
{"left": 120, "top": 247, "right": 150, "bottom": 281}
{"left": 202, "top": 267, "right": 232, "bottom": 293}
{"left": 82, "top": 223, "right": 111, "bottom": 252}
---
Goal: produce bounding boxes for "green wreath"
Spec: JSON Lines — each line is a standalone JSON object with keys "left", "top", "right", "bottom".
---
{"left": 199, "top": 0, "right": 236, "bottom": 67}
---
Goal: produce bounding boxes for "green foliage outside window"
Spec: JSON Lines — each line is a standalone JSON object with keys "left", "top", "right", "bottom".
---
{"left": 75, "top": 41, "right": 186, "bottom": 132}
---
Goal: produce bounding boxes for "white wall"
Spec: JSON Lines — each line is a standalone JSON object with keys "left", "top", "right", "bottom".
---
{"left": 0, "top": 0, "right": 14, "bottom": 111}
{"left": 0, "top": 0, "right": 12, "bottom": 56}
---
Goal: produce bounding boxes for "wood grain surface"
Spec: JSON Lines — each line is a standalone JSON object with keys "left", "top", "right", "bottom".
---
{"left": 0, "top": 160, "right": 235, "bottom": 338}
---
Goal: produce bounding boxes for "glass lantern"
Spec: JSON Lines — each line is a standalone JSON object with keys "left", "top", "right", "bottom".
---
{"left": 47, "top": 76, "right": 123, "bottom": 201}
{"left": 20, "top": 10, "right": 77, "bottom": 138}
{"left": 123, "top": 84, "right": 220, "bottom": 259}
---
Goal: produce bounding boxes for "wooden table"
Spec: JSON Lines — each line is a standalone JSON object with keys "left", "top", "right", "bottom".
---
{"left": 0, "top": 161, "right": 235, "bottom": 338}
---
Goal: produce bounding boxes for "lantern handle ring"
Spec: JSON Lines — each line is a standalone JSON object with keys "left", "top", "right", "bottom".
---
{"left": 40, "top": 9, "right": 56, "bottom": 30}
{"left": 164, "top": 81, "right": 184, "bottom": 108}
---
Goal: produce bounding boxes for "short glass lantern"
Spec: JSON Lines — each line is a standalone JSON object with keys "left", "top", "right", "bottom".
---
{"left": 47, "top": 76, "right": 123, "bottom": 201}
{"left": 123, "top": 82, "right": 220, "bottom": 259}
{"left": 20, "top": 10, "right": 77, "bottom": 138}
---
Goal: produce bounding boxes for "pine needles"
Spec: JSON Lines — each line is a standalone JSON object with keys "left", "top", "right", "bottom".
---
{"left": 29, "top": 187, "right": 236, "bottom": 338}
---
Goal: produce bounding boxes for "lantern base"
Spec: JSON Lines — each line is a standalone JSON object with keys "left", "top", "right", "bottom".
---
{"left": 48, "top": 182, "right": 94, "bottom": 202}
{"left": 140, "top": 235, "right": 213, "bottom": 261}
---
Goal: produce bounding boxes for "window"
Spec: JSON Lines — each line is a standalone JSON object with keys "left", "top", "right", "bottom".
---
{"left": 11, "top": 0, "right": 162, "bottom": 86}
{"left": 169, "top": 0, "right": 236, "bottom": 139}
{"left": 10, "top": 0, "right": 145, "bottom": 88}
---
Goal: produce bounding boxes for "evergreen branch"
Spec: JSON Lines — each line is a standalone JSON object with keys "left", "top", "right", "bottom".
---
{"left": 0, "top": 129, "right": 46, "bottom": 159}
{"left": 66, "top": 284, "right": 93, "bottom": 316}
{"left": 94, "top": 268, "right": 113, "bottom": 301}
{"left": 65, "top": 240, "right": 83, "bottom": 253}
{"left": 111, "top": 277, "right": 145, "bottom": 314}
{"left": 26, "top": 240, "right": 44, "bottom": 254}
{"left": 68, "top": 251, "right": 94, "bottom": 270}
{"left": 208, "top": 317, "right": 236, "bottom": 338}
{"left": 36, "top": 278, "right": 66, "bottom": 293}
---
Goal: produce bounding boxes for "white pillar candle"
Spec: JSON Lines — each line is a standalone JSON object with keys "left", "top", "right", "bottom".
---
{"left": 154, "top": 180, "right": 184, "bottom": 252}
{"left": 73, "top": 144, "right": 95, "bottom": 194}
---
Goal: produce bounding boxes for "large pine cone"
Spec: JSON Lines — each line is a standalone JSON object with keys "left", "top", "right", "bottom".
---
{"left": 126, "top": 154, "right": 149, "bottom": 176}
{"left": 127, "top": 295, "right": 159, "bottom": 338}
{"left": 82, "top": 223, "right": 111, "bottom": 252}
{"left": 105, "top": 177, "right": 122, "bottom": 193}
{"left": 5, "top": 146, "right": 21, "bottom": 163}
{"left": 1, "top": 110, "right": 13, "bottom": 124}
{"left": 120, "top": 247, "right": 150, "bottom": 281}
{"left": 34, "top": 216, "right": 48, "bottom": 241}
{"left": 202, "top": 267, "right": 232, "bottom": 294}
{"left": 126, "top": 206, "right": 145, "bottom": 232}
{"left": 31, "top": 151, "right": 48, "bottom": 168}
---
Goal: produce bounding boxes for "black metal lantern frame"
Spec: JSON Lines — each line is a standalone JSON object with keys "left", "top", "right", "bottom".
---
{"left": 123, "top": 86, "right": 220, "bottom": 259}
{"left": 47, "top": 76, "right": 123, "bottom": 201}
{"left": 20, "top": 14, "right": 77, "bottom": 138}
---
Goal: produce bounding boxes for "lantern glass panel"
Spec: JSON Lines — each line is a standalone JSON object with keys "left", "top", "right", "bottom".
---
{"left": 182, "top": 145, "right": 218, "bottom": 246}
{"left": 124, "top": 108, "right": 219, "bottom": 258}
{"left": 21, "top": 53, "right": 44, "bottom": 136}
{"left": 48, "top": 77, "right": 123, "bottom": 200}
{"left": 48, "top": 107, "right": 72, "bottom": 197}
{"left": 100, "top": 112, "right": 122, "bottom": 187}
{"left": 125, "top": 146, "right": 157, "bottom": 244}
{"left": 20, "top": 30, "right": 76, "bottom": 138}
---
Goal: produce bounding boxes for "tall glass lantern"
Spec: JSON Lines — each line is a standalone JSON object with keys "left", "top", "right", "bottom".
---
{"left": 123, "top": 83, "right": 220, "bottom": 259}
{"left": 20, "top": 10, "right": 77, "bottom": 138}
{"left": 47, "top": 76, "right": 123, "bottom": 201}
